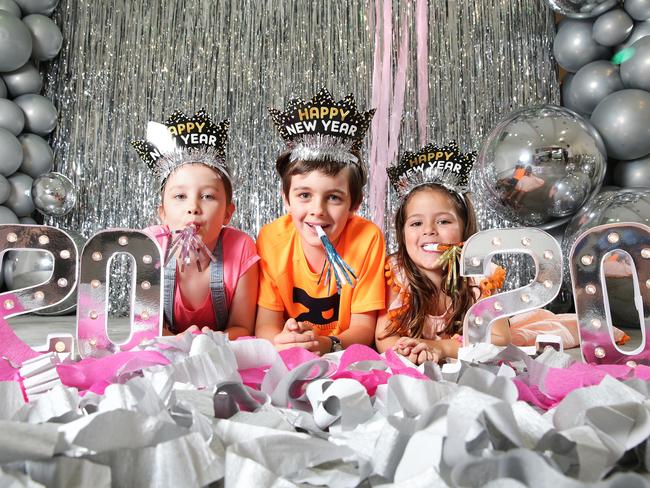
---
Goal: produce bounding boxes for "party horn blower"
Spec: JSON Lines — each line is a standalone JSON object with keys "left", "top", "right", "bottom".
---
{"left": 165, "top": 224, "right": 217, "bottom": 272}
{"left": 423, "top": 242, "right": 464, "bottom": 295}
{"left": 315, "top": 225, "right": 357, "bottom": 294}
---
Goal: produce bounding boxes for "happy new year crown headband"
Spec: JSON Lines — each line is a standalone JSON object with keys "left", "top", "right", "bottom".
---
{"left": 387, "top": 141, "right": 476, "bottom": 201}
{"left": 131, "top": 109, "right": 231, "bottom": 187}
{"left": 268, "top": 87, "right": 375, "bottom": 168}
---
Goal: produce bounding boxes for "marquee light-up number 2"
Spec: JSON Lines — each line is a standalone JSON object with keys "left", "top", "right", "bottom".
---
{"left": 0, "top": 225, "right": 77, "bottom": 366}
{"left": 570, "top": 223, "right": 650, "bottom": 365}
{"left": 77, "top": 229, "right": 163, "bottom": 358}
{"left": 460, "top": 228, "right": 563, "bottom": 346}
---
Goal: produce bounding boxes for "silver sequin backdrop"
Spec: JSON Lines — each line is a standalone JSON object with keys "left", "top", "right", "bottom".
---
{"left": 43, "top": 0, "right": 559, "bottom": 312}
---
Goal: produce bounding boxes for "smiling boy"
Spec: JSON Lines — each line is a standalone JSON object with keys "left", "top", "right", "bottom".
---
{"left": 255, "top": 89, "right": 386, "bottom": 354}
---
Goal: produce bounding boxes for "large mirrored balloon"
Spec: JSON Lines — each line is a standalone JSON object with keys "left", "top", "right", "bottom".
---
{"left": 624, "top": 0, "right": 650, "bottom": 21}
{"left": 591, "top": 89, "right": 650, "bottom": 160}
{"left": 546, "top": 0, "right": 617, "bottom": 18}
{"left": 21, "top": 14, "right": 62, "bottom": 61}
{"left": 5, "top": 172, "right": 34, "bottom": 217}
{"left": 19, "top": 133, "right": 53, "bottom": 178}
{"left": 0, "top": 12, "right": 32, "bottom": 72}
{"left": 562, "top": 61, "right": 623, "bottom": 115}
{"left": 475, "top": 105, "right": 607, "bottom": 226}
{"left": 32, "top": 172, "right": 76, "bottom": 216}
{"left": 554, "top": 18, "right": 612, "bottom": 72}
{"left": 564, "top": 188, "right": 650, "bottom": 326}
{"left": 12, "top": 94, "right": 57, "bottom": 135}
{"left": 593, "top": 9, "right": 634, "bottom": 46}
{"left": 2, "top": 62, "right": 43, "bottom": 97}
{"left": 0, "top": 99, "right": 24, "bottom": 135}
{"left": 0, "top": 127, "right": 23, "bottom": 176}
{"left": 613, "top": 156, "right": 650, "bottom": 187}
{"left": 14, "top": 0, "right": 58, "bottom": 16}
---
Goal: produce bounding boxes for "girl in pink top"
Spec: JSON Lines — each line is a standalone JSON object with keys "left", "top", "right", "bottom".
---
{"left": 133, "top": 109, "right": 259, "bottom": 337}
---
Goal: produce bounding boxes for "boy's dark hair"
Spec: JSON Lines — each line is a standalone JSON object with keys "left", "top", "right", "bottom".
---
{"left": 275, "top": 150, "right": 366, "bottom": 209}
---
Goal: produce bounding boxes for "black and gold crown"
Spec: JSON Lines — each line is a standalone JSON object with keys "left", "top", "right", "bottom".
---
{"left": 387, "top": 141, "right": 476, "bottom": 199}
{"left": 132, "top": 109, "right": 230, "bottom": 185}
{"left": 268, "top": 87, "right": 375, "bottom": 165}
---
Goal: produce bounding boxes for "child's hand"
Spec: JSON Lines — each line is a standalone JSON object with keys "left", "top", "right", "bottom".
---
{"left": 274, "top": 319, "right": 320, "bottom": 353}
{"left": 393, "top": 337, "right": 439, "bottom": 365}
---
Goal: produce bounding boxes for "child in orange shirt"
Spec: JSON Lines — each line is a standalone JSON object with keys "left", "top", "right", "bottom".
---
{"left": 255, "top": 88, "right": 386, "bottom": 354}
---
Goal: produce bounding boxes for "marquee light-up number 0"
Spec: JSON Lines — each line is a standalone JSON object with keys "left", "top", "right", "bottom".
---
{"left": 77, "top": 229, "right": 163, "bottom": 358}
{"left": 570, "top": 223, "right": 650, "bottom": 365}
{"left": 460, "top": 228, "right": 563, "bottom": 346}
{"left": 0, "top": 225, "right": 77, "bottom": 366}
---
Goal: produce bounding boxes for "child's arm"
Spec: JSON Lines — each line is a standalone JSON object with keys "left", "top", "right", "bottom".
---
{"left": 315, "top": 311, "right": 376, "bottom": 354}
{"left": 255, "top": 307, "right": 319, "bottom": 351}
{"left": 375, "top": 285, "right": 401, "bottom": 353}
{"left": 224, "top": 263, "right": 259, "bottom": 340}
{"left": 489, "top": 317, "right": 511, "bottom": 346}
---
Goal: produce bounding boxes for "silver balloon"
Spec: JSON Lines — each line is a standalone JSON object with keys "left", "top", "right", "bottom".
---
{"left": 32, "top": 172, "right": 76, "bottom": 216}
{"left": 0, "top": 205, "right": 18, "bottom": 224}
{"left": 620, "top": 36, "right": 650, "bottom": 90}
{"left": 475, "top": 105, "right": 607, "bottom": 226}
{"left": 593, "top": 9, "right": 634, "bottom": 46}
{"left": 564, "top": 188, "right": 650, "bottom": 326}
{"left": 14, "top": 0, "right": 58, "bottom": 16}
{"left": 0, "top": 12, "right": 32, "bottom": 72}
{"left": 546, "top": 0, "right": 617, "bottom": 18}
{"left": 563, "top": 60, "right": 623, "bottom": 115}
{"left": 613, "top": 156, "right": 650, "bottom": 187}
{"left": 591, "top": 89, "right": 650, "bottom": 160}
{"left": 0, "top": 0, "right": 19, "bottom": 17}
{"left": 548, "top": 173, "right": 591, "bottom": 217}
{"left": 624, "top": 0, "right": 650, "bottom": 21}
{"left": 0, "top": 98, "right": 24, "bottom": 135}
{"left": 619, "top": 20, "right": 650, "bottom": 49}
{"left": 554, "top": 18, "right": 612, "bottom": 72}
{"left": 5, "top": 172, "right": 33, "bottom": 217}
{"left": 2, "top": 62, "right": 43, "bottom": 97}
{"left": 12, "top": 94, "right": 57, "bottom": 136}
{"left": 21, "top": 14, "right": 62, "bottom": 61}
{"left": 0, "top": 127, "right": 23, "bottom": 176}
{"left": 19, "top": 133, "right": 53, "bottom": 178}
{"left": 0, "top": 174, "right": 10, "bottom": 204}
{"left": 3, "top": 228, "right": 83, "bottom": 316}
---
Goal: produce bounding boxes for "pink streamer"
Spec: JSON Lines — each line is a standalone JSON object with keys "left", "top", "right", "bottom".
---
{"left": 415, "top": 0, "right": 428, "bottom": 145}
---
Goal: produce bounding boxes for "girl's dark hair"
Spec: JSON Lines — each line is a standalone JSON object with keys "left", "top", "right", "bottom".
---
{"left": 383, "top": 184, "right": 479, "bottom": 339}
{"left": 275, "top": 150, "right": 366, "bottom": 209}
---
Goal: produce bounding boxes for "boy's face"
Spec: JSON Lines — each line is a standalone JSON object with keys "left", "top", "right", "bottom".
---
{"left": 158, "top": 163, "right": 234, "bottom": 248}
{"left": 282, "top": 167, "right": 356, "bottom": 252}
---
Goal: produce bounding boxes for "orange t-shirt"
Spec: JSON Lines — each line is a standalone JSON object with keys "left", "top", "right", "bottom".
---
{"left": 256, "top": 214, "right": 386, "bottom": 336}
{"left": 513, "top": 167, "right": 526, "bottom": 180}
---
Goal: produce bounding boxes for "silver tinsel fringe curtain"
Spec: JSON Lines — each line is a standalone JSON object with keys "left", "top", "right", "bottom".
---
{"left": 43, "top": 0, "right": 559, "bottom": 313}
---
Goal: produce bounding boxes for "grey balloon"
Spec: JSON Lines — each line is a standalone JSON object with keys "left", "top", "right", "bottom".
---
{"left": 32, "top": 172, "right": 76, "bottom": 216}
{"left": 21, "top": 14, "right": 62, "bottom": 61}
{"left": 624, "top": 0, "right": 650, "bottom": 20}
{"left": 564, "top": 188, "right": 650, "bottom": 326}
{"left": 620, "top": 36, "right": 650, "bottom": 90}
{"left": 0, "top": 78, "right": 6, "bottom": 98}
{"left": 0, "top": 98, "right": 24, "bottom": 135}
{"left": 561, "top": 73, "right": 587, "bottom": 116}
{"left": 14, "top": 0, "right": 58, "bottom": 16}
{"left": 19, "top": 133, "right": 53, "bottom": 178}
{"left": 2, "top": 62, "right": 43, "bottom": 97}
{"left": 619, "top": 20, "right": 650, "bottom": 49}
{"left": 591, "top": 89, "right": 650, "bottom": 160}
{"left": 593, "top": 9, "right": 633, "bottom": 46}
{"left": 546, "top": 0, "right": 617, "bottom": 18}
{"left": 5, "top": 172, "right": 33, "bottom": 217}
{"left": 475, "top": 105, "right": 607, "bottom": 226}
{"left": 563, "top": 61, "right": 623, "bottom": 115}
{"left": 18, "top": 216, "right": 36, "bottom": 224}
{"left": 613, "top": 156, "right": 650, "bottom": 187}
{"left": 13, "top": 94, "right": 57, "bottom": 135}
{"left": 0, "top": 205, "right": 18, "bottom": 224}
{"left": 0, "top": 13, "right": 33, "bottom": 72}
{"left": 0, "top": 174, "right": 10, "bottom": 204}
{"left": 0, "top": 127, "right": 23, "bottom": 176}
{"left": 0, "top": 0, "right": 20, "bottom": 17}
{"left": 554, "top": 18, "right": 612, "bottom": 73}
